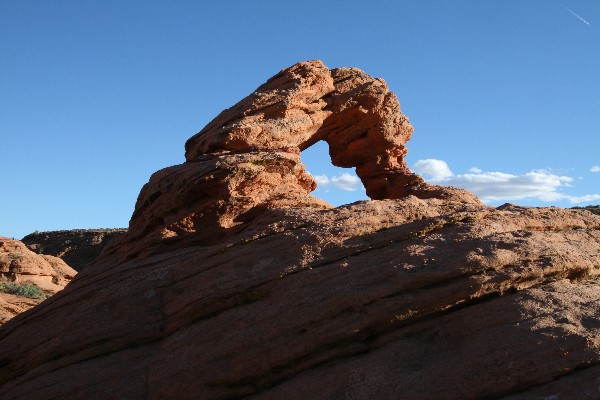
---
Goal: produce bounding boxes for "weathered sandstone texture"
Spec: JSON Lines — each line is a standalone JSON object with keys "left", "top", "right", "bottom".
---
{"left": 0, "top": 237, "right": 76, "bottom": 323}
{"left": 0, "top": 293, "right": 40, "bottom": 326}
{"left": 184, "top": 60, "right": 439, "bottom": 201}
{"left": 100, "top": 60, "right": 474, "bottom": 264}
{"left": 22, "top": 229, "right": 126, "bottom": 271}
{"left": 1, "top": 61, "right": 599, "bottom": 399}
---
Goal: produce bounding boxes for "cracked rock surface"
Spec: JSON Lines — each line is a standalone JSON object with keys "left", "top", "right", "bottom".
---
{"left": 1, "top": 62, "right": 600, "bottom": 399}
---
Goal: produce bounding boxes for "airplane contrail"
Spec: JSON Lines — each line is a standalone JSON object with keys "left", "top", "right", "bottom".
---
{"left": 563, "top": 6, "right": 591, "bottom": 25}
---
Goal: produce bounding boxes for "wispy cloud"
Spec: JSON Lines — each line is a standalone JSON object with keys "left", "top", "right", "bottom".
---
{"left": 591, "top": 166, "right": 600, "bottom": 172}
{"left": 311, "top": 172, "right": 363, "bottom": 192}
{"left": 412, "top": 159, "right": 600, "bottom": 204}
{"left": 563, "top": 6, "right": 591, "bottom": 26}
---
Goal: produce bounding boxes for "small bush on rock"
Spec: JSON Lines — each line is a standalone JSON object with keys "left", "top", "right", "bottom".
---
{"left": 0, "top": 282, "right": 46, "bottom": 299}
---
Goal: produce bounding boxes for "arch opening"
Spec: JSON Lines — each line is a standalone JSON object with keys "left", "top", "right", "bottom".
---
{"left": 300, "top": 141, "right": 368, "bottom": 206}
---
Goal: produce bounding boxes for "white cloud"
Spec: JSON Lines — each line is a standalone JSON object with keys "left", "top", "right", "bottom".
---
{"left": 331, "top": 173, "right": 362, "bottom": 191}
{"left": 413, "top": 159, "right": 600, "bottom": 204}
{"left": 564, "top": 194, "right": 600, "bottom": 202}
{"left": 412, "top": 159, "right": 453, "bottom": 180}
{"left": 590, "top": 166, "right": 600, "bottom": 172}
{"left": 310, "top": 172, "right": 363, "bottom": 192}
{"left": 441, "top": 171, "right": 575, "bottom": 203}
{"left": 312, "top": 161, "right": 600, "bottom": 204}
{"left": 313, "top": 174, "right": 330, "bottom": 187}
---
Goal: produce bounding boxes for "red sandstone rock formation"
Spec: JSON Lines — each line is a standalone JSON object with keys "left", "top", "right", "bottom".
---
{"left": 22, "top": 229, "right": 127, "bottom": 271}
{"left": 102, "top": 60, "right": 474, "bottom": 263}
{"left": 185, "top": 61, "right": 335, "bottom": 155}
{"left": 184, "top": 60, "right": 433, "bottom": 200}
{"left": 0, "top": 293, "right": 40, "bottom": 326}
{"left": 1, "top": 61, "right": 599, "bottom": 399}
{"left": 0, "top": 237, "right": 76, "bottom": 324}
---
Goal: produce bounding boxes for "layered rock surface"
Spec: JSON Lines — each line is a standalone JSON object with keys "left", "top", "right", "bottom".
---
{"left": 1, "top": 61, "right": 600, "bottom": 399}
{"left": 22, "top": 229, "right": 127, "bottom": 271}
{"left": 0, "top": 237, "right": 77, "bottom": 323}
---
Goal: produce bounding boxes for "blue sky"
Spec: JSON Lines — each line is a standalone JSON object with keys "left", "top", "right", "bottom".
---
{"left": 1, "top": 1, "right": 599, "bottom": 239}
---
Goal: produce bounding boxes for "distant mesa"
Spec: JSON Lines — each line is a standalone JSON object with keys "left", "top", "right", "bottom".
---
{"left": 572, "top": 204, "right": 600, "bottom": 215}
{"left": 1, "top": 61, "right": 599, "bottom": 399}
{"left": 22, "top": 228, "right": 126, "bottom": 271}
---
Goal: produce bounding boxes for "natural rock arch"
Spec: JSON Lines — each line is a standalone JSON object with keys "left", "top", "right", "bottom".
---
{"left": 184, "top": 60, "right": 424, "bottom": 200}
{"left": 105, "top": 61, "right": 477, "bottom": 260}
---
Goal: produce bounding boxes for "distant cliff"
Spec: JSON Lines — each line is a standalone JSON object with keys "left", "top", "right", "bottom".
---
{"left": 572, "top": 205, "right": 600, "bottom": 215}
{"left": 22, "top": 229, "right": 126, "bottom": 271}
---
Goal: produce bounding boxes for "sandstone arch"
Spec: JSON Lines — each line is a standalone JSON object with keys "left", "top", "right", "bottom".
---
{"left": 106, "top": 61, "right": 477, "bottom": 260}
{"left": 184, "top": 60, "right": 424, "bottom": 200}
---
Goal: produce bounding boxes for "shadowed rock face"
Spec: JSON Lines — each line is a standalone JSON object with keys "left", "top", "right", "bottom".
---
{"left": 1, "top": 62, "right": 600, "bottom": 399}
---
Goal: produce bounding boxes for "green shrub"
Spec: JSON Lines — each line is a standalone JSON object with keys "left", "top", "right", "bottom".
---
{"left": 0, "top": 282, "right": 46, "bottom": 299}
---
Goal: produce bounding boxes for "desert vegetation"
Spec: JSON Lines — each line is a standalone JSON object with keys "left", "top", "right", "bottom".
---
{"left": 0, "top": 281, "right": 46, "bottom": 299}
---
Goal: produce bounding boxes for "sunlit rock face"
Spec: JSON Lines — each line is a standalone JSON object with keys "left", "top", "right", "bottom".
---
{"left": 184, "top": 60, "right": 441, "bottom": 200}
{"left": 185, "top": 61, "right": 335, "bottom": 155}
{"left": 0, "top": 237, "right": 76, "bottom": 324}
{"left": 1, "top": 62, "right": 600, "bottom": 400}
